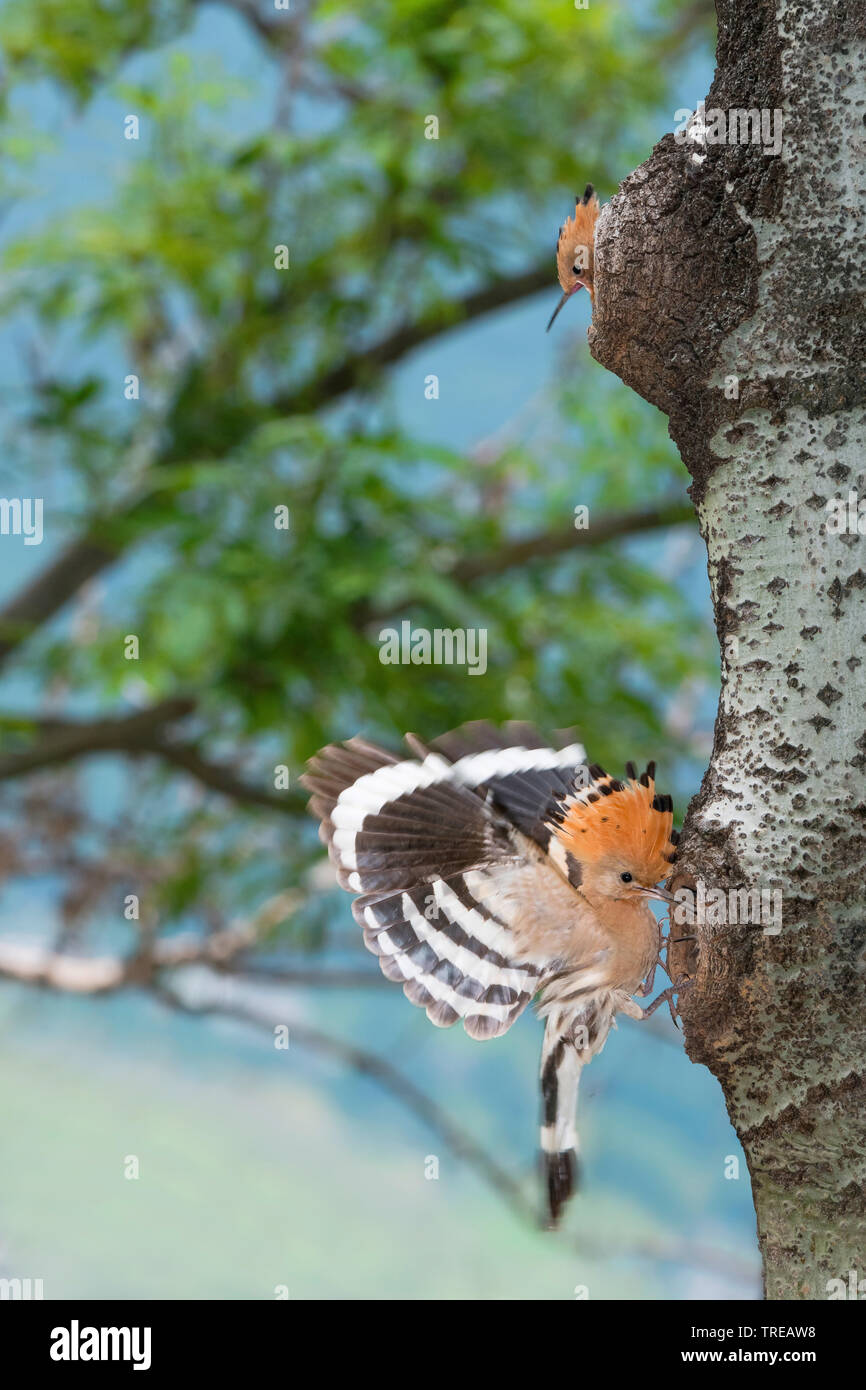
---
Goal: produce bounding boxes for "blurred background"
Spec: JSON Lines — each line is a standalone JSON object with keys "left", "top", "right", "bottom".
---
{"left": 0, "top": 0, "right": 760, "bottom": 1298}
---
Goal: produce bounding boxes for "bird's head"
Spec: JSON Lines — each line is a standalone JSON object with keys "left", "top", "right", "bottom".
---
{"left": 547, "top": 761, "right": 679, "bottom": 909}
{"left": 546, "top": 184, "right": 600, "bottom": 332}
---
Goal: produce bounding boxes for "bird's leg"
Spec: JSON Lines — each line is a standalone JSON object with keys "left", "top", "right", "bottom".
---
{"left": 635, "top": 961, "right": 657, "bottom": 998}
{"left": 636, "top": 917, "right": 670, "bottom": 996}
{"left": 636, "top": 917, "right": 670, "bottom": 995}
{"left": 639, "top": 976, "right": 694, "bottom": 1026}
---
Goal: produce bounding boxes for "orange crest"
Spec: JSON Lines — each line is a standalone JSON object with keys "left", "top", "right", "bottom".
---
{"left": 555, "top": 185, "right": 600, "bottom": 294}
{"left": 549, "top": 763, "right": 677, "bottom": 882}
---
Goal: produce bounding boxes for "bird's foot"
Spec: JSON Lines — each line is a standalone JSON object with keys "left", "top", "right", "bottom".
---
{"left": 639, "top": 976, "right": 694, "bottom": 1027}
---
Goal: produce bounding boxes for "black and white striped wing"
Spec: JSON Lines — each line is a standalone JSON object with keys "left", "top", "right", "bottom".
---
{"left": 420, "top": 721, "right": 588, "bottom": 852}
{"left": 301, "top": 724, "right": 589, "bottom": 1040}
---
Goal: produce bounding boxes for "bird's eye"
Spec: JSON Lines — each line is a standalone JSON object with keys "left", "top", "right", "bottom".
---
{"left": 620, "top": 872, "right": 633, "bottom": 883}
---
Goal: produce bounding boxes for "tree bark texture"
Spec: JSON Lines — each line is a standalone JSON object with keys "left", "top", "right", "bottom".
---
{"left": 589, "top": 0, "right": 866, "bottom": 1298}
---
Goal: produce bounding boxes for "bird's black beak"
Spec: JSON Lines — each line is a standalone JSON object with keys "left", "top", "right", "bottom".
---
{"left": 635, "top": 885, "right": 677, "bottom": 905}
{"left": 546, "top": 283, "right": 587, "bottom": 332}
{"left": 546, "top": 291, "right": 571, "bottom": 333}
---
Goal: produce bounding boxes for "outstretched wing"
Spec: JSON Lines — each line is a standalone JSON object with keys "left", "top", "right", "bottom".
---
{"left": 420, "top": 720, "right": 588, "bottom": 851}
{"left": 301, "top": 723, "right": 593, "bottom": 1039}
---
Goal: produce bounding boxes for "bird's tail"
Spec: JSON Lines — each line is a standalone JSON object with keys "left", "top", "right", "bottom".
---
{"left": 540, "top": 1023, "right": 584, "bottom": 1225}
{"left": 540, "top": 1003, "right": 613, "bottom": 1225}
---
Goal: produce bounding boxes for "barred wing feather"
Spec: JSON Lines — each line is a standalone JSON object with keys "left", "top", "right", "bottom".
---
{"left": 301, "top": 725, "right": 592, "bottom": 1039}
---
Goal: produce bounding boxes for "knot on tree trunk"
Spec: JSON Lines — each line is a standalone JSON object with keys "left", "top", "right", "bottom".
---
{"left": 588, "top": 137, "right": 760, "bottom": 494}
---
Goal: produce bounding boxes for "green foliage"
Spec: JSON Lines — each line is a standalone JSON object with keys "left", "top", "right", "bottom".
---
{"left": 0, "top": 0, "right": 716, "bottom": 940}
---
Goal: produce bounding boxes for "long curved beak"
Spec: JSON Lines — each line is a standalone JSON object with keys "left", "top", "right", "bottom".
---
{"left": 635, "top": 885, "right": 677, "bottom": 905}
{"left": 546, "top": 291, "right": 571, "bottom": 333}
{"left": 546, "top": 282, "right": 588, "bottom": 332}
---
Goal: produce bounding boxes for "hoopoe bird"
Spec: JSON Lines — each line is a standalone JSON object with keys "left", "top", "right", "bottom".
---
{"left": 302, "top": 721, "right": 682, "bottom": 1225}
{"left": 546, "top": 183, "right": 600, "bottom": 331}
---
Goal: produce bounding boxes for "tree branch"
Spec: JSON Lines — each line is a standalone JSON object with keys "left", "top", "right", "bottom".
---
{"left": 447, "top": 498, "right": 694, "bottom": 586}
{"left": 148, "top": 738, "right": 305, "bottom": 814}
{"left": 0, "top": 698, "right": 194, "bottom": 777}
{"left": 0, "top": 699, "right": 306, "bottom": 814}
{"left": 0, "top": 537, "right": 121, "bottom": 669}
{"left": 0, "top": 265, "right": 552, "bottom": 672}
{"left": 0, "top": 927, "right": 755, "bottom": 1285}
{"left": 354, "top": 496, "right": 695, "bottom": 627}
{"left": 0, "top": 921, "right": 256, "bottom": 993}
{"left": 155, "top": 981, "right": 757, "bottom": 1287}
{"left": 0, "top": 498, "right": 695, "bottom": 808}
{"left": 225, "top": 962, "right": 389, "bottom": 989}
{"left": 158, "top": 980, "right": 537, "bottom": 1220}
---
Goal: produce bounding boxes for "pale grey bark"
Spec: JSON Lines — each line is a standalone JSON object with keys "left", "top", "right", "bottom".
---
{"left": 590, "top": 0, "right": 866, "bottom": 1298}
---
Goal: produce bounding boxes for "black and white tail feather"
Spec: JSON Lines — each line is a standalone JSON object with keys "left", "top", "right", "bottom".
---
{"left": 538, "top": 993, "right": 619, "bottom": 1224}
{"left": 303, "top": 721, "right": 619, "bottom": 1224}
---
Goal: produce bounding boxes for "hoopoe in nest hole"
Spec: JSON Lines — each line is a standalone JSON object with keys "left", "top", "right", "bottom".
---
{"left": 546, "top": 183, "right": 600, "bottom": 331}
{"left": 302, "top": 721, "right": 688, "bottom": 1226}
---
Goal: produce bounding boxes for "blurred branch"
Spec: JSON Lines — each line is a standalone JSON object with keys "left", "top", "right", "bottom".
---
{"left": 208, "top": 0, "right": 370, "bottom": 105}
{"left": 0, "top": 264, "right": 551, "bottom": 673}
{"left": 229, "top": 962, "right": 389, "bottom": 989}
{"left": 355, "top": 496, "right": 696, "bottom": 626}
{"left": 0, "top": 916, "right": 262, "bottom": 993}
{"left": 0, "top": 699, "right": 307, "bottom": 814}
{"left": 155, "top": 981, "right": 758, "bottom": 1288}
{"left": 0, "top": 498, "right": 694, "bottom": 806}
{"left": 450, "top": 499, "right": 695, "bottom": 585}
{"left": 0, "top": 925, "right": 754, "bottom": 1285}
{"left": 0, "top": 698, "right": 195, "bottom": 777}
{"left": 0, "top": 535, "right": 120, "bottom": 669}
{"left": 146, "top": 738, "right": 305, "bottom": 814}
{"left": 444, "top": 500, "right": 695, "bottom": 586}
{"left": 267, "top": 263, "right": 553, "bottom": 414}
{"left": 0, "top": 889, "right": 301, "bottom": 993}
{"left": 0, "top": 940, "right": 397, "bottom": 997}
{"left": 207, "top": 0, "right": 296, "bottom": 45}
{"left": 157, "top": 980, "right": 535, "bottom": 1219}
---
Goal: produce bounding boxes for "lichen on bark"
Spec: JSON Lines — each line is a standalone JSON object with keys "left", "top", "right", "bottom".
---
{"left": 589, "top": 0, "right": 866, "bottom": 1298}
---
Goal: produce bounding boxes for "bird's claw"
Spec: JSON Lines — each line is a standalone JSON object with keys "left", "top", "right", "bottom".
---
{"left": 639, "top": 976, "right": 694, "bottom": 1026}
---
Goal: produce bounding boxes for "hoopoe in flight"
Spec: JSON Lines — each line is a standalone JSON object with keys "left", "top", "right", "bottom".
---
{"left": 546, "top": 183, "right": 600, "bottom": 331}
{"left": 302, "top": 721, "right": 683, "bottom": 1226}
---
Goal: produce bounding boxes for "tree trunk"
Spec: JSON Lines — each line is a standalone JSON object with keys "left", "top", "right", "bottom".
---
{"left": 589, "top": 0, "right": 866, "bottom": 1299}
